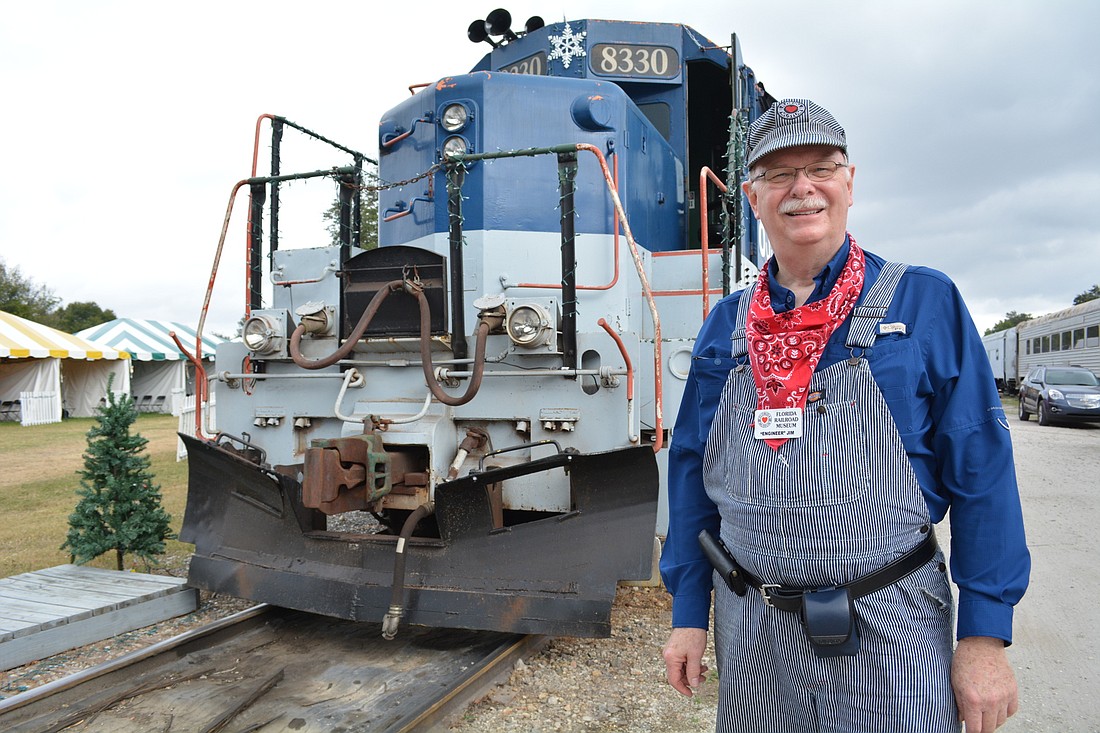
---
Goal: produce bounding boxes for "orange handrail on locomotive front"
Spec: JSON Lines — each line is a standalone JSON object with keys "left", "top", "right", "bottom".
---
{"left": 573, "top": 143, "right": 662, "bottom": 452}
{"left": 187, "top": 160, "right": 358, "bottom": 438}
{"left": 699, "top": 166, "right": 728, "bottom": 321}
{"left": 515, "top": 151, "right": 621, "bottom": 292}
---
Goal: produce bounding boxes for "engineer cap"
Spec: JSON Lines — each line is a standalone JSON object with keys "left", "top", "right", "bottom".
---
{"left": 746, "top": 99, "right": 847, "bottom": 168}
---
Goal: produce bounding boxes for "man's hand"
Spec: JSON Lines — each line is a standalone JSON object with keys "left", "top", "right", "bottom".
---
{"left": 662, "top": 627, "right": 709, "bottom": 697}
{"left": 952, "top": 635, "right": 1019, "bottom": 732}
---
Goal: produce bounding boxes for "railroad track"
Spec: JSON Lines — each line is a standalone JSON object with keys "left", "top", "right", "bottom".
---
{"left": 0, "top": 605, "right": 545, "bottom": 732}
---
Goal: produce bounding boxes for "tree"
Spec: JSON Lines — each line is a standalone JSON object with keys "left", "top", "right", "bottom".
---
{"left": 1074, "top": 284, "right": 1100, "bottom": 305}
{"left": 985, "top": 311, "right": 1033, "bottom": 335}
{"left": 1, "top": 257, "right": 116, "bottom": 332}
{"left": 62, "top": 379, "right": 174, "bottom": 571}
{"left": 0, "top": 257, "right": 58, "bottom": 322}
{"left": 50, "top": 301, "right": 117, "bottom": 333}
{"left": 323, "top": 163, "right": 379, "bottom": 250}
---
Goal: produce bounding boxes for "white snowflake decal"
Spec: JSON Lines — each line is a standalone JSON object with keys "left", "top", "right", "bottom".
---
{"left": 548, "top": 22, "right": 586, "bottom": 69}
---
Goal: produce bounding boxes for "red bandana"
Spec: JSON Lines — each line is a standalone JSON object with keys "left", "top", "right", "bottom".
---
{"left": 747, "top": 237, "right": 865, "bottom": 449}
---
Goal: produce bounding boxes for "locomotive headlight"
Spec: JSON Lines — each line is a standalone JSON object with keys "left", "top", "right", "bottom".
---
{"left": 506, "top": 303, "right": 553, "bottom": 347}
{"left": 243, "top": 314, "right": 284, "bottom": 355}
{"left": 442, "top": 135, "right": 468, "bottom": 160}
{"left": 440, "top": 103, "right": 469, "bottom": 132}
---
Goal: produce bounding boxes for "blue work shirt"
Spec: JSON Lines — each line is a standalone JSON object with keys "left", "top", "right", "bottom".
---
{"left": 660, "top": 239, "right": 1030, "bottom": 643}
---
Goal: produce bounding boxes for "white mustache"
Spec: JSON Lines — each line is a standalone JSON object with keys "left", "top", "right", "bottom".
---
{"left": 779, "top": 197, "right": 828, "bottom": 214}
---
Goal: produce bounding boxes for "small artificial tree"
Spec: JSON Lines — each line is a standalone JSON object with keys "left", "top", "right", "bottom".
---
{"left": 62, "top": 379, "right": 174, "bottom": 571}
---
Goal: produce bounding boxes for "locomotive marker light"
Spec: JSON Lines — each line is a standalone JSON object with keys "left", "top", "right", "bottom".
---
{"left": 242, "top": 311, "right": 289, "bottom": 356}
{"left": 505, "top": 302, "right": 554, "bottom": 347}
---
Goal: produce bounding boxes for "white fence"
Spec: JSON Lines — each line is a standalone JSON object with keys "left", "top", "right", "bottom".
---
{"left": 176, "top": 394, "right": 215, "bottom": 461}
{"left": 19, "top": 391, "right": 62, "bottom": 426}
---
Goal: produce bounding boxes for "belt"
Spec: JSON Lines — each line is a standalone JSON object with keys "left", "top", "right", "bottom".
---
{"left": 724, "top": 528, "right": 938, "bottom": 613}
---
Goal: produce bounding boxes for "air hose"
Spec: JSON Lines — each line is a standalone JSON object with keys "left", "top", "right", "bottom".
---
{"left": 287, "top": 277, "right": 489, "bottom": 406}
{"left": 381, "top": 501, "right": 435, "bottom": 640}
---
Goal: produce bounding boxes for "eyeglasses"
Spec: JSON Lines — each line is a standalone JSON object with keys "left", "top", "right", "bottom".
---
{"left": 752, "top": 161, "right": 849, "bottom": 186}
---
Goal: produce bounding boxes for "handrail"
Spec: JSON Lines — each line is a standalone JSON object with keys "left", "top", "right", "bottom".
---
{"left": 598, "top": 318, "right": 637, "bottom": 444}
{"left": 382, "top": 195, "right": 433, "bottom": 222}
{"left": 699, "top": 166, "right": 728, "bottom": 321}
{"left": 447, "top": 143, "right": 664, "bottom": 452}
{"left": 169, "top": 331, "right": 208, "bottom": 438}
{"left": 515, "top": 151, "right": 621, "bottom": 292}
{"left": 243, "top": 115, "right": 375, "bottom": 315}
{"left": 183, "top": 177, "right": 248, "bottom": 437}
{"left": 248, "top": 114, "right": 277, "bottom": 320}
{"left": 188, "top": 167, "right": 358, "bottom": 437}
{"left": 382, "top": 115, "right": 433, "bottom": 149}
{"left": 574, "top": 144, "right": 663, "bottom": 452}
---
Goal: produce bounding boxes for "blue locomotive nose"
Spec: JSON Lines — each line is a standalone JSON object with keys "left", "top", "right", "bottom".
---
{"left": 377, "top": 71, "right": 682, "bottom": 251}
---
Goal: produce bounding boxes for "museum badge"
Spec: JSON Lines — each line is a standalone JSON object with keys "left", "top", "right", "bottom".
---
{"left": 754, "top": 407, "right": 803, "bottom": 441}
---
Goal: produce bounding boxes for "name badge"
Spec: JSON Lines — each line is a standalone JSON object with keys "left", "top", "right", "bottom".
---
{"left": 754, "top": 408, "right": 803, "bottom": 440}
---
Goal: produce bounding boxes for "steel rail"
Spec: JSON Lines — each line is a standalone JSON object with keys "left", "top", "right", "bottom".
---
{"left": 0, "top": 606, "right": 544, "bottom": 733}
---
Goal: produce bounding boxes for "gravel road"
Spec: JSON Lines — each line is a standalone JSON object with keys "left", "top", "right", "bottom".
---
{"left": 997, "top": 416, "right": 1100, "bottom": 732}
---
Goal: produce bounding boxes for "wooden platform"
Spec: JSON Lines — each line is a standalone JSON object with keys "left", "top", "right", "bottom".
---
{"left": 0, "top": 565, "right": 198, "bottom": 671}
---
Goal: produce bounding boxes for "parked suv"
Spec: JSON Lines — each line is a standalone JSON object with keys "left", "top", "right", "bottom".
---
{"left": 1018, "top": 365, "right": 1100, "bottom": 426}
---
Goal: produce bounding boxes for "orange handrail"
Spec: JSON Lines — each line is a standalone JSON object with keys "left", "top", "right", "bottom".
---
{"left": 698, "top": 166, "right": 728, "bottom": 321}
{"left": 169, "top": 330, "right": 209, "bottom": 436}
{"left": 184, "top": 177, "right": 250, "bottom": 437}
{"left": 598, "top": 317, "right": 638, "bottom": 445}
{"left": 516, "top": 152, "right": 621, "bottom": 292}
{"left": 597, "top": 318, "right": 633, "bottom": 401}
{"left": 574, "top": 143, "right": 663, "bottom": 452}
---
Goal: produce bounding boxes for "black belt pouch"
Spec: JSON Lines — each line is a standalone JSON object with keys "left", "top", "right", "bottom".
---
{"left": 800, "top": 587, "right": 860, "bottom": 657}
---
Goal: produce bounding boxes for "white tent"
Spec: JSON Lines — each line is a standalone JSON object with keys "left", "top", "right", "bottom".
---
{"left": 0, "top": 310, "right": 130, "bottom": 425}
{"left": 76, "top": 319, "right": 223, "bottom": 415}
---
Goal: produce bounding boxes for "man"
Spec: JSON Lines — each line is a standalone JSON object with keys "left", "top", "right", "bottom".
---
{"left": 660, "top": 99, "right": 1030, "bottom": 733}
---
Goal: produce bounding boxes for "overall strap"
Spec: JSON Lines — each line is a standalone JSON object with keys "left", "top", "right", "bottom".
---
{"left": 845, "top": 261, "right": 909, "bottom": 350}
{"left": 730, "top": 282, "right": 758, "bottom": 359}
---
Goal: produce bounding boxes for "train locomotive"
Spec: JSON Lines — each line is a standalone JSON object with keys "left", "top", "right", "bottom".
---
{"left": 179, "top": 10, "right": 769, "bottom": 638}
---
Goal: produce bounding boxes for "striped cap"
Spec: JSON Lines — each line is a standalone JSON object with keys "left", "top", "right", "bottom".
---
{"left": 746, "top": 99, "right": 847, "bottom": 167}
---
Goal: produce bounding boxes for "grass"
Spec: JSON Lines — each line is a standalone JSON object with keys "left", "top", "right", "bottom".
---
{"left": 0, "top": 413, "right": 192, "bottom": 578}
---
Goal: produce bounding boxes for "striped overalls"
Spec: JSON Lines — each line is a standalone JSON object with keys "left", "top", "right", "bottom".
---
{"left": 702, "top": 263, "right": 959, "bottom": 733}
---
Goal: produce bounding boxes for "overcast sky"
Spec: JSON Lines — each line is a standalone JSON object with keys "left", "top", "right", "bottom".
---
{"left": 2, "top": 0, "right": 1096, "bottom": 336}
